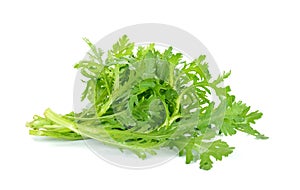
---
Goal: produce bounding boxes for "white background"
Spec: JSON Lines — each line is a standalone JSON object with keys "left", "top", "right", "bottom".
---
{"left": 0, "top": 0, "right": 299, "bottom": 189}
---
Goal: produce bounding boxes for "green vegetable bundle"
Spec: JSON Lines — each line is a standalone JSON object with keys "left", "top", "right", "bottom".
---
{"left": 26, "top": 35, "right": 267, "bottom": 170}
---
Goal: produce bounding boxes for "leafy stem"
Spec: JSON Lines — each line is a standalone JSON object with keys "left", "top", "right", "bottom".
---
{"left": 26, "top": 35, "right": 267, "bottom": 170}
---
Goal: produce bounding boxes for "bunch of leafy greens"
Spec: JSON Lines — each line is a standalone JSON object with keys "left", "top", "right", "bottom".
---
{"left": 26, "top": 35, "right": 267, "bottom": 170}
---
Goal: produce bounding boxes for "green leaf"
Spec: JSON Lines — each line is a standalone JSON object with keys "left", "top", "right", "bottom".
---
{"left": 108, "top": 35, "right": 134, "bottom": 59}
{"left": 220, "top": 98, "right": 268, "bottom": 139}
{"left": 175, "top": 137, "right": 234, "bottom": 170}
{"left": 184, "top": 55, "right": 211, "bottom": 82}
{"left": 136, "top": 43, "right": 155, "bottom": 60}
{"left": 82, "top": 37, "right": 104, "bottom": 64}
{"left": 199, "top": 140, "right": 234, "bottom": 170}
